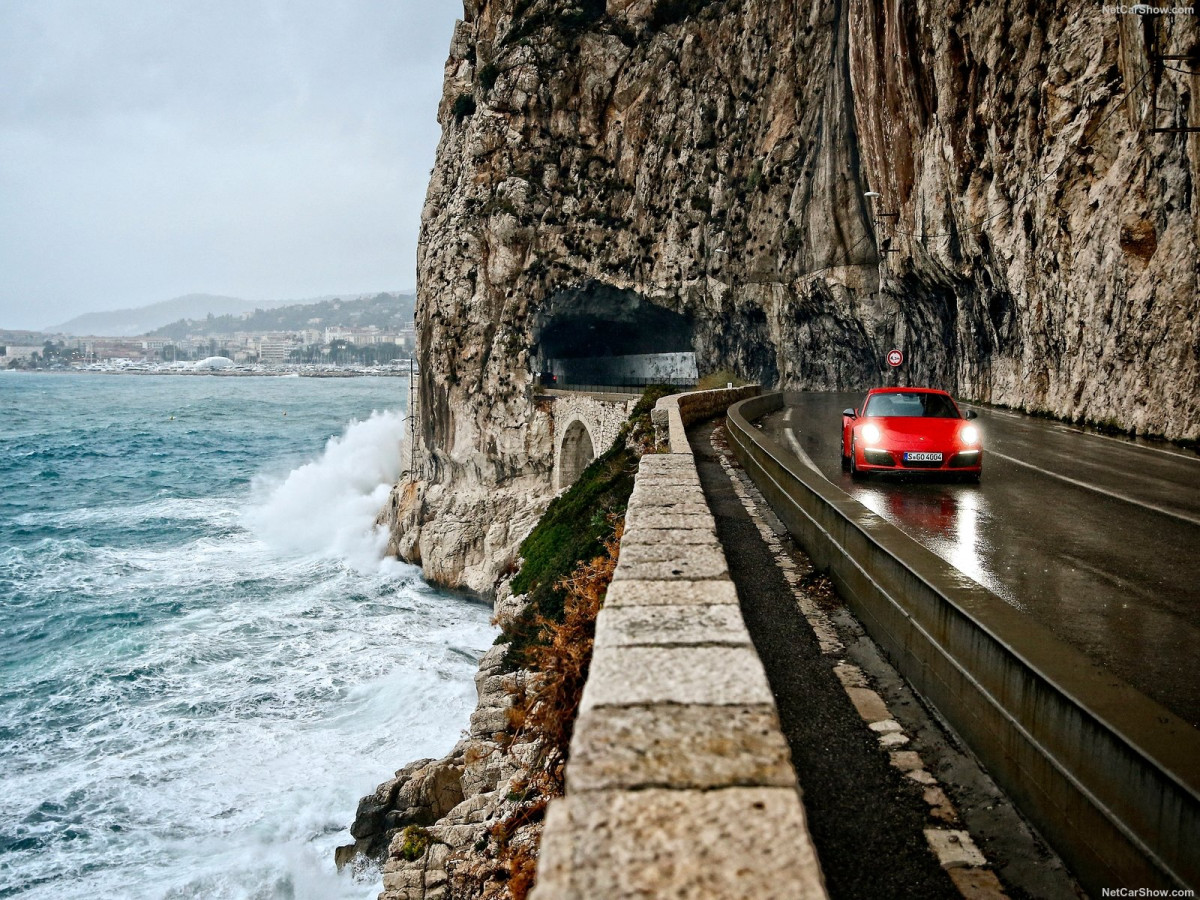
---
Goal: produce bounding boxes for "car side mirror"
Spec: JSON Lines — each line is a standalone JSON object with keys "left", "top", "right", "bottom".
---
{"left": 964, "top": 410, "right": 978, "bottom": 420}
{"left": 842, "top": 408, "right": 856, "bottom": 418}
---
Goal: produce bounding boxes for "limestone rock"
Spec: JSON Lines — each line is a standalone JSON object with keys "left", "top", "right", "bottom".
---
{"left": 342, "top": 755, "right": 466, "bottom": 863}
{"left": 384, "top": 0, "right": 1199, "bottom": 597}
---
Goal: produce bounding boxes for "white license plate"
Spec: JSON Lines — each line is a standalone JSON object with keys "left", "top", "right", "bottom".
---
{"left": 904, "top": 452, "right": 943, "bottom": 462}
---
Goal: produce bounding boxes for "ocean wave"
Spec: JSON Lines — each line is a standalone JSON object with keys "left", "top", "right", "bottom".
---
{"left": 245, "top": 410, "right": 407, "bottom": 572}
{"left": 11, "top": 496, "right": 240, "bottom": 530}
{"left": 1, "top": 377, "right": 489, "bottom": 900}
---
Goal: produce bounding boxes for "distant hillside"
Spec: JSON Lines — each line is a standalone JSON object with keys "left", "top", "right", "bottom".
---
{"left": 148, "top": 292, "right": 416, "bottom": 340}
{"left": 46, "top": 294, "right": 270, "bottom": 336}
{"left": 0, "top": 329, "right": 49, "bottom": 347}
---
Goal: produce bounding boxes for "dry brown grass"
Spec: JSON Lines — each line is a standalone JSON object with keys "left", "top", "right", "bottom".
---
{"left": 450, "top": 522, "right": 622, "bottom": 900}
{"left": 518, "top": 520, "right": 621, "bottom": 789}
{"left": 696, "top": 368, "right": 749, "bottom": 391}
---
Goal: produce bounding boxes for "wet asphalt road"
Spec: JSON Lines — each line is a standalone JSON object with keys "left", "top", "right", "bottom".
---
{"left": 760, "top": 391, "right": 1200, "bottom": 728}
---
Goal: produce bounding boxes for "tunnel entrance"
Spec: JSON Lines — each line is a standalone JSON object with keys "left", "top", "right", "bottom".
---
{"left": 531, "top": 283, "right": 697, "bottom": 389}
{"left": 557, "top": 418, "right": 595, "bottom": 489}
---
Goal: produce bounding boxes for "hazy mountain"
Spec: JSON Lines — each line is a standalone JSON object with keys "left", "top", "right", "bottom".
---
{"left": 47, "top": 294, "right": 267, "bottom": 336}
{"left": 149, "top": 292, "right": 416, "bottom": 340}
{"left": 46, "top": 291, "right": 414, "bottom": 337}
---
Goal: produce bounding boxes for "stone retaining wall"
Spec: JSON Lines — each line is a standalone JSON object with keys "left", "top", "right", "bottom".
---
{"left": 651, "top": 385, "right": 762, "bottom": 452}
{"left": 530, "top": 386, "right": 827, "bottom": 899}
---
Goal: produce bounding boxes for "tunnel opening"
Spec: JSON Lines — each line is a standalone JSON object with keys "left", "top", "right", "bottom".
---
{"left": 530, "top": 282, "right": 697, "bottom": 389}
{"left": 557, "top": 418, "right": 595, "bottom": 489}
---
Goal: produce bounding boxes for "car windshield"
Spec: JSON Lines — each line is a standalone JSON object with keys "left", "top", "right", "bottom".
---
{"left": 864, "top": 392, "right": 959, "bottom": 418}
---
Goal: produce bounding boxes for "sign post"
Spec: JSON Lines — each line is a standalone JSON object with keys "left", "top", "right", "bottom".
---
{"left": 886, "top": 348, "right": 903, "bottom": 386}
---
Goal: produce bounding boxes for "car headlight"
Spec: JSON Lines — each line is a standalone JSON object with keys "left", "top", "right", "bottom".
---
{"left": 862, "top": 423, "right": 881, "bottom": 444}
{"left": 961, "top": 425, "right": 979, "bottom": 445}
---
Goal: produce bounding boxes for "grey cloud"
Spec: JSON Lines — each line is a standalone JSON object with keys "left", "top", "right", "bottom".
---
{"left": 0, "top": 0, "right": 459, "bottom": 330}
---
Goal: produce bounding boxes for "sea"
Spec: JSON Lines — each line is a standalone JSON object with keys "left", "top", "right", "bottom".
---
{"left": 0, "top": 372, "right": 495, "bottom": 900}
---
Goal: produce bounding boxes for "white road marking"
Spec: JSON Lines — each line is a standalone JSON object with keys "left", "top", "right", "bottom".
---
{"left": 988, "top": 450, "right": 1200, "bottom": 528}
{"left": 924, "top": 829, "right": 988, "bottom": 869}
{"left": 1059, "top": 426, "right": 1200, "bottom": 463}
{"left": 783, "top": 406, "right": 827, "bottom": 477}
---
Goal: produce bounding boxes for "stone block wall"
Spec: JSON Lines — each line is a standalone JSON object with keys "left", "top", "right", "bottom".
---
{"left": 651, "top": 385, "right": 762, "bottom": 453}
{"left": 530, "top": 386, "right": 826, "bottom": 898}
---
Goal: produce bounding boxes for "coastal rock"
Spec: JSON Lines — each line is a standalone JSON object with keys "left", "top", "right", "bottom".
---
{"left": 343, "top": 632, "right": 550, "bottom": 899}
{"left": 342, "top": 755, "right": 466, "bottom": 863}
{"left": 385, "top": 0, "right": 1199, "bottom": 597}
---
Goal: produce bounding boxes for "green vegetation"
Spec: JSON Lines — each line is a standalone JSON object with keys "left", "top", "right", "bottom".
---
{"left": 478, "top": 62, "right": 500, "bottom": 92}
{"left": 783, "top": 224, "right": 803, "bottom": 253}
{"left": 504, "top": 0, "right": 607, "bottom": 46}
{"left": 499, "top": 385, "right": 675, "bottom": 670}
{"left": 696, "top": 368, "right": 749, "bottom": 390}
{"left": 149, "top": 293, "right": 415, "bottom": 341}
{"left": 457, "top": 385, "right": 680, "bottom": 898}
{"left": 560, "top": 0, "right": 606, "bottom": 30}
{"left": 745, "top": 158, "right": 765, "bottom": 193}
{"left": 397, "top": 825, "right": 430, "bottom": 862}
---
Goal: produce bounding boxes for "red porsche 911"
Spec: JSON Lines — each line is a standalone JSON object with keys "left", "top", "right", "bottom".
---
{"left": 841, "top": 388, "right": 983, "bottom": 482}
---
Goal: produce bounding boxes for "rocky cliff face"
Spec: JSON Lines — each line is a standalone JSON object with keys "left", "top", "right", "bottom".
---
{"left": 388, "top": 0, "right": 1199, "bottom": 592}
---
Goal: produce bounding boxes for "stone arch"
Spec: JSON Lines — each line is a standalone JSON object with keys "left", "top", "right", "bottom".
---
{"left": 556, "top": 417, "right": 596, "bottom": 491}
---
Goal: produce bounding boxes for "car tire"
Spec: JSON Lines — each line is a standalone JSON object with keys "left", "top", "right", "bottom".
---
{"left": 840, "top": 433, "right": 850, "bottom": 471}
{"left": 849, "top": 437, "right": 863, "bottom": 480}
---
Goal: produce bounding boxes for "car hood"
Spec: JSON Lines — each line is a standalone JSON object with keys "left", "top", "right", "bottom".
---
{"left": 865, "top": 417, "right": 967, "bottom": 442}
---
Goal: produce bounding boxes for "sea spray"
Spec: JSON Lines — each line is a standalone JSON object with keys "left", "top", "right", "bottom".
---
{"left": 246, "top": 409, "right": 408, "bottom": 570}
{"left": 0, "top": 374, "right": 493, "bottom": 900}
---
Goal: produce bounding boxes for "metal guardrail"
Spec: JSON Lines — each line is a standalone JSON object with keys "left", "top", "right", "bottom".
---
{"left": 726, "top": 392, "right": 1200, "bottom": 896}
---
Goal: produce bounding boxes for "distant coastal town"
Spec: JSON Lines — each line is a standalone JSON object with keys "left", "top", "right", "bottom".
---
{"left": 2, "top": 291, "right": 417, "bottom": 376}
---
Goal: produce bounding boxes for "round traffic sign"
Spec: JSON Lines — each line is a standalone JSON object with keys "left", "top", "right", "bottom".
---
{"left": 886, "top": 349, "right": 904, "bottom": 367}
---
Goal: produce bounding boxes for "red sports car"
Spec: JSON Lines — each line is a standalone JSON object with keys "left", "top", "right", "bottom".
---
{"left": 840, "top": 388, "right": 982, "bottom": 482}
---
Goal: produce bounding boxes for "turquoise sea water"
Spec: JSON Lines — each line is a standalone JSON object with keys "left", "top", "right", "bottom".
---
{"left": 0, "top": 373, "right": 494, "bottom": 899}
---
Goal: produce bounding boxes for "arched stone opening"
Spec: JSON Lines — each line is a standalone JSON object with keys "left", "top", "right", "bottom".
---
{"left": 557, "top": 418, "right": 595, "bottom": 490}
{"left": 531, "top": 282, "right": 697, "bottom": 389}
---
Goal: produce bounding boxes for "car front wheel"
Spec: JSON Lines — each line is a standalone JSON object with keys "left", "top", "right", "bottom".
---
{"left": 849, "top": 437, "right": 863, "bottom": 480}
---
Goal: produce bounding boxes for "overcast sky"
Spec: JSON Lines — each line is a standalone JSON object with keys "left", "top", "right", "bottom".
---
{"left": 0, "top": 0, "right": 460, "bottom": 330}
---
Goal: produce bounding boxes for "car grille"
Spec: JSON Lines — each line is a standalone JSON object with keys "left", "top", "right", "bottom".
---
{"left": 948, "top": 451, "right": 981, "bottom": 469}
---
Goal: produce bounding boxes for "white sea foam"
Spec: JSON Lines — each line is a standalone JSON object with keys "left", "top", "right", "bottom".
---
{"left": 245, "top": 410, "right": 408, "bottom": 571}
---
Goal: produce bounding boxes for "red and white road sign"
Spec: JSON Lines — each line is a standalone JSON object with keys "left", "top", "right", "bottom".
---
{"left": 886, "top": 349, "right": 904, "bottom": 367}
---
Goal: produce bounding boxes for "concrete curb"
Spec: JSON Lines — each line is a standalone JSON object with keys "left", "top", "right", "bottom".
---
{"left": 530, "top": 386, "right": 828, "bottom": 899}
{"left": 726, "top": 392, "right": 1200, "bottom": 895}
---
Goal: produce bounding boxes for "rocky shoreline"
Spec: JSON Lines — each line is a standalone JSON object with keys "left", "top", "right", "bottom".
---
{"left": 338, "top": 583, "right": 543, "bottom": 900}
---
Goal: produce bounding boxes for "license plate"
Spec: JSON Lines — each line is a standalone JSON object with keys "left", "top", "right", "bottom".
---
{"left": 904, "top": 452, "right": 943, "bottom": 462}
